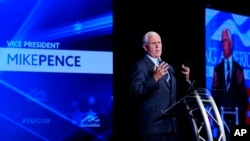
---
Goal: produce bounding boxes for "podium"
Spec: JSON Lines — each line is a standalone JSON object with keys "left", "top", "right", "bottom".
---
{"left": 161, "top": 87, "right": 226, "bottom": 141}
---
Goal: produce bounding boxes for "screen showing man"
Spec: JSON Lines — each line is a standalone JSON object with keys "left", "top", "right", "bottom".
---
{"left": 205, "top": 7, "right": 250, "bottom": 139}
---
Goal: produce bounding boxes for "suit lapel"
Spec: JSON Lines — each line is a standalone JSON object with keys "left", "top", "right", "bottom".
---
{"left": 143, "top": 55, "right": 155, "bottom": 68}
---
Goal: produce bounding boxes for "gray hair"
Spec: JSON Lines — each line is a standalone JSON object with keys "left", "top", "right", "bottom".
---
{"left": 222, "top": 28, "right": 232, "bottom": 41}
{"left": 142, "top": 31, "right": 160, "bottom": 44}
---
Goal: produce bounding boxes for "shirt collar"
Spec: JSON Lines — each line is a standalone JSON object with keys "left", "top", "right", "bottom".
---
{"left": 146, "top": 54, "right": 161, "bottom": 66}
{"left": 224, "top": 56, "right": 232, "bottom": 64}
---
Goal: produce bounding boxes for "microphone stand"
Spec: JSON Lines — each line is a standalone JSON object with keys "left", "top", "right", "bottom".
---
{"left": 161, "top": 80, "right": 195, "bottom": 114}
{"left": 161, "top": 95, "right": 188, "bottom": 114}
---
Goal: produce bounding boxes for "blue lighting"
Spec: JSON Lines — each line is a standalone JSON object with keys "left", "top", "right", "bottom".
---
{"left": 247, "top": 111, "right": 250, "bottom": 117}
{"left": 27, "top": 12, "right": 113, "bottom": 41}
{"left": 0, "top": 0, "right": 113, "bottom": 140}
{"left": 0, "top": 114, "right": 49, "bottom": 141}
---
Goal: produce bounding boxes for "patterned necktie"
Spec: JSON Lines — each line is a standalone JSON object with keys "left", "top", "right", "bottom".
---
{"left": 226, "top": 60, "right": 230, "bottom": 88}
{"left": 157, "top": 59, "right": 161, "bottom": 66}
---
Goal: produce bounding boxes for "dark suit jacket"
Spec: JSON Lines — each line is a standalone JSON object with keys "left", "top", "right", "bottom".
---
{"left": 212, "top": 59, "right": 248, "bottom": 111}
{"left": 130, "top": 55, "right": 190, "bottom": 135}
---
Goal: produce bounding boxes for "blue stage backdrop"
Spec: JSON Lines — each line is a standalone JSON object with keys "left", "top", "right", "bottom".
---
{"left": 0, "top": 0, "right": 113, "bottom": 141}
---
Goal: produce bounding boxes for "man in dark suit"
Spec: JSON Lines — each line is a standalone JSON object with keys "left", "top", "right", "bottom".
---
{"left": 212, "top": 28, "right": 248, "bottom": 133}
{"left": 129, "top": 31, "right": 192, "bottom": 141}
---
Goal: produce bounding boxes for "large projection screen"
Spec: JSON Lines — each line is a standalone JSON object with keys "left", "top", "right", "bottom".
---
{"left": 0, "top": 0, "right": 113, "bottom": 140}
{"left": 205, "top": 6, "right": 250, "bottom": 138}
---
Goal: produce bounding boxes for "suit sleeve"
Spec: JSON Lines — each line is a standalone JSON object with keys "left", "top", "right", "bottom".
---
{"left": 237, "top": 66, "right": 248, "bottom": 110}
{"left": 171, "top": 65, "right": 192, "bottom": 100}
{"left": 129, "top": 63, "right": 159, "bottom": 97}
